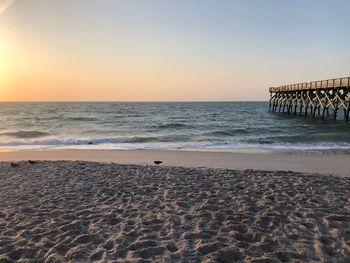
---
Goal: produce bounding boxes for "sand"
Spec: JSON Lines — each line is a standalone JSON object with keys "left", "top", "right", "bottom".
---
{"left": 0, "top": 161, "right": 349, "bottom": 262}
{"left": 0, "top": 149, "right": 349, "bottom": 176}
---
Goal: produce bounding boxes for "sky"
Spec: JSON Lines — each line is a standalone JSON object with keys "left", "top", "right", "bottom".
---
{"left": 0, "top": 0, "right": 349, "bottom": 101}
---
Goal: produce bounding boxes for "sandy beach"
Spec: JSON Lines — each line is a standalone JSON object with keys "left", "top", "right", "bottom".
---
{"left": 0, "top": 159, "right": 349, "bottom": 262}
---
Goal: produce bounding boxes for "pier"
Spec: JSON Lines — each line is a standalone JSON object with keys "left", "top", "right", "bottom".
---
{"left": 269, "top": 77, "right": 350, "bottom": 122}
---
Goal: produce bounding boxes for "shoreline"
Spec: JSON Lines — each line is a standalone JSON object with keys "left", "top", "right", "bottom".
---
{"left": 0, "top": 149, "right": 349, "bottom": 176}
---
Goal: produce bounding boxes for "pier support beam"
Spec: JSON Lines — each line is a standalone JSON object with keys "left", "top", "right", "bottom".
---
{"left": 269, "top": 77, "right": 350, "bottom": 122}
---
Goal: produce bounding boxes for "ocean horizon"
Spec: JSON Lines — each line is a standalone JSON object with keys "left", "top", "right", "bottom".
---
{"left": 0, "top": 102, "right": 349, "bottom": 152}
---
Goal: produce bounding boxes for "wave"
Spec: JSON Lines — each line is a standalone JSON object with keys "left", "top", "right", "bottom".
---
{"left": 127, "top": 136, "right": 158, "bottom": 143}
{"left": 205, "top": 128, "right": 250, "bottom": 136}
{"left": 0, "top": 136, "right": 160, "bottom": 147}
{"left": 200, "top": 142, "right": 350, "bottom": 151}
{"left": 1, "top": 136, "right": 350, "bottom": 152}
{"left": 66, "top": 117, "right": 99, "bottom": 122}
{"left": 156, "top": 123, "right": 194, "bottom": 129}
{"left": 246, "top": 133, "right": 350, "bottom": 144}
{"left": 1, "top": 131, "right": 51, "bottom": 139}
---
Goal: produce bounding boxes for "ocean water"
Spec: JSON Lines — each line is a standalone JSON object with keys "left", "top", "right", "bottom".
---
{"left": 0, "top": 102, "right": 349, "bottom": 152}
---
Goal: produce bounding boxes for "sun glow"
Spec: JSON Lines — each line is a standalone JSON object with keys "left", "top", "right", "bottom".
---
{"left": 0, "top": 31, "right": 16, "bottom": 98}
{"left": 0, "top": 0, "right": 14, "bottom": 15}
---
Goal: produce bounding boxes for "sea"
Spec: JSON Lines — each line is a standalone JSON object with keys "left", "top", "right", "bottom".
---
{"left": 0, "top": 102, "right": 349, "bottom": 152}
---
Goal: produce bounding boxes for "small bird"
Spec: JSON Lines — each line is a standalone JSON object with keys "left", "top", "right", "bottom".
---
{"left": 28, "top": 160, "right": 38, "bottom": 165}
{"left": 154, "top": 161, "right": 163, "bottom": 165}
{"left": 10, "top": 163, "right": 20, "bottom": 168}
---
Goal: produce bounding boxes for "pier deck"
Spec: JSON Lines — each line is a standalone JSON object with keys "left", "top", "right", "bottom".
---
{"left": 269, "top": 77, "right": 350, "bottom": 122}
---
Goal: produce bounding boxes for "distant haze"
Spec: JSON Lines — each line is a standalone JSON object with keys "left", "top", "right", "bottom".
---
{"left": 0, "top": 0, "right": 349, "bottom": 101}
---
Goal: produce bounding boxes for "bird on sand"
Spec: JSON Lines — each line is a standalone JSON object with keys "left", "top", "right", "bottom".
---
{"left": 154, "top": 161, "right": 163, "bottom": 165}
{"left": 10, "top": 163, "right": 20, "bottom": 168}
{"left": 28, "top": 160, "right": 38, "bottom": 165}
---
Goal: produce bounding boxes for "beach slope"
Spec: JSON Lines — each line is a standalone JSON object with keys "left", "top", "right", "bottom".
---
{"left": 0, "top": 149, "right": 349, "bottom": 176}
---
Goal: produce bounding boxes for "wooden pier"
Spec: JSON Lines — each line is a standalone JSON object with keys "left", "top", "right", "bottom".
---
{"left": 269, "top": 77, "right": 350, "bottom": 122}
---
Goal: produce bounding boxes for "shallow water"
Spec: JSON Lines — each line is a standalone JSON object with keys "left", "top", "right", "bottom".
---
{"left": 0, "top": 102, "right": 349, "bottom": 151}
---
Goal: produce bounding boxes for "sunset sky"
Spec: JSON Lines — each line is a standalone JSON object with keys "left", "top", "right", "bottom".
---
{"left": 0, "top": 0, "right": 349, "bottom": 101}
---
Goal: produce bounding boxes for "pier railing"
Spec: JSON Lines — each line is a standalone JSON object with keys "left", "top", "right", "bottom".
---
{"left": 269, "top": 77, "right": 350, "bottom": 93}
{"left": 269, "top": 77, "right": 350, "bottom": 122}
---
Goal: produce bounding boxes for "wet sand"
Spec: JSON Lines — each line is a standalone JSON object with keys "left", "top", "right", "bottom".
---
{"left": 0, "top": 161, "right": 349, "bottom": 262}
{"left": 0, "top": 149, "right": 349, "bottom": 176}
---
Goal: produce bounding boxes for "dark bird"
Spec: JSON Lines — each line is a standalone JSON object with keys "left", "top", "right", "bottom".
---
{"left": 154, "top": 161, "right": 163, "bottom": 165}
{"left": 28, "top": 160, "right": 38, "bottom": 165}
{"left": 10, "top": 163, "right": 20, "bottom": 168}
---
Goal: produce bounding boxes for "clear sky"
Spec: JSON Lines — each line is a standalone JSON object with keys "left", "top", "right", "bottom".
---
{"left": 0, "top": 0, "right": 349, "bottom": 101}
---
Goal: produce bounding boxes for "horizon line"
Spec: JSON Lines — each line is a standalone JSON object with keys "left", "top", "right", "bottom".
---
{"left": 0, "top": 100, "right": 268, "bottom": 103}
